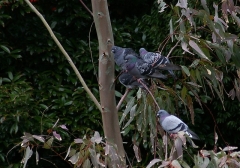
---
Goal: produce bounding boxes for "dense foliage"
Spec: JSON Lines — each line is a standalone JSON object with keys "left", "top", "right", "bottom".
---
{"left": 1, "top": 0, "right": 240, "bottom": 167}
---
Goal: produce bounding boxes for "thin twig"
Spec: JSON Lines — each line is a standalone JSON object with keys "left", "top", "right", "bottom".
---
{"left": 88, "top": 21, "right": 98, "bottom": 82}
{"left": 40, "top": 158, "right": 58, "bottom": 168}
{"left": 138, "top": 80, "right": 160, "bottom": 110}
{"left": 117, "top": 89, "right": 130, "bottom": 111}
{"left": 165, "top": 134, "right": 168, "bottom": 161}
{"left": 79, "top": 0, "right": 93, "bottom": 16}
{"left": 166, "top": 40, "right": 180, "bottom": 58}
{"left": 24, "top": 0, "right": 102, "bottom": 112}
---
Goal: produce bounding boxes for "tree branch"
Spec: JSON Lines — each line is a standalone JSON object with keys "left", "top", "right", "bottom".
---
{"left": 138, "top": 80, "right": 160, "bottom": 110}
{"left": 24, "top": 0, "right": 102, "bottom": 112}
{"left": 116, "top": 89, "right": 130, "bottom": 111}
{"left": 79, "top": 0, "right": 93, "bottom": 16}
{"left": 166, "top": 40, "right": 180, "bottom": 58}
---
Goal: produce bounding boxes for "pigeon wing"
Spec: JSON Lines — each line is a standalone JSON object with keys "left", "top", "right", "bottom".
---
{"left": 161, "top": 115, "right": 188, "bottom": 134}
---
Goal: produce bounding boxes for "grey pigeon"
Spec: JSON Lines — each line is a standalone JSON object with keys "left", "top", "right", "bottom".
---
{"left": 124, "top": 54, "right": 167, "bottom": 79}
{"left": 157, "top": 110, "right": 199, "bottom": 140}
{"left": 111, "top": 46, "right": 140, "bottom": 70}
{"left": 119, "top": 72, "right": 149, "bottom": 89}
{"left": 139, "top": 48, "right": 181, "bottom": 78}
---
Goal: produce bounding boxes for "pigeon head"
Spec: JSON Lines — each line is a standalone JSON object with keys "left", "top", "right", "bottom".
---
{"left": 157, "top": 110, "right": 170, "bottom": 118}
{"left": 139, "top": 48, "right": 148, "bottom": 55}
{"left": 111, "top": 46, "right": 123, "bottom": 55}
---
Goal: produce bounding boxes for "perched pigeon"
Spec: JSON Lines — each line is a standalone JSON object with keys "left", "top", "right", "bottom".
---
{"left": 111, "top": 46, "right": 139, "bottom": 70}
{"left": 139, "top": 48, "right": 180, "bottom": 78}
{"left": 124, "top": 54, "right": 167, "bottom": 79}
{"left": 119, "top": 72, "right": 149, "bottom": 89}
{"left": 157, "top": 110, "right": 199, "bottom": 140}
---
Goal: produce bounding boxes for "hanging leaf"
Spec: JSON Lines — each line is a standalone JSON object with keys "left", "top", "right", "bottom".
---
{"left": 171, "top": 160, "right": 182, "bottom": 168}
{"left": 169, "top": 19, "right": 174, "bottom": 42}
{"left": 53, "top": 131, "right": 62, "bottom": 141}
{"left": 32, "top": 135, "right": 45, "bottom": 143}
{"left": 158, "top": 0, "right": 167, "bottom": 13}
{"left": 146, "top": 158, "right": 162, "bottom": 168}
{"left": 186, "top": 95, "right": 194, "bottom": 125}
{"left": 0, "top": 45, "right": 10, "bottom": 53}
{"left": 22, "top": 146, "right": 33, "bottom": 168}
{"left": 59, "top": 124, "right": 68, "bottom": 130}
{"left": 36, "top": 150, "right": 39, "bottom": 165}
{"left": 123, "top": 104, "right": 137, "bottom": 129}
{"left": 174, "top": 137, "right": 183, "bottom": 158}
{"left": 91, "top": 131, "right": 102, "bottom": 144}
{"left": 214, "top": 130, "right": 218, "bottom": 145}
{"left": 181, "top": 66, "right": 190, "bottom": 77}
{"left": 189, "top": 40, "right": 210, "bottom": 61}
{"left": 133, "top": 144, "right": 142, "bottom": 162}
{"left": 222, "top": 146, "right": 238, "bottom": 151}
{"left": 189, "top": 59, "right": 200, "bottom": 68}
{"left": 228, "top": 88, "right": 235, "bottom": 100}
{"left": 68, "top": 152, "right": 79, "bottom": 164}
{"left": 181, "top": 41, "right": 194, "bottom": 55}
{"left": 43, "top": 137, "right": 54, "bottom": 149}
{"left": 64, "top": 144, "right": 73, "bottom": 160}
{"left": 119, "top": 97, "right": 135, "bottom": 125}
{"left": 82, "top": 159, "right": 91, "bottom": 168}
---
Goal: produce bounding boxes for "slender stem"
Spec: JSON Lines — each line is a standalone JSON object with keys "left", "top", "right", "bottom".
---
{"left": 138, "top": 80, "right": 160, "bottom": 110}
{"left": 116, "top": 89, "right": 130, "bottom": 111}
{"left": 165, "top": 133, "right": 168, "bottom": 161}
{"left": 166, "top": 40, "right": 180, "bottom": 58}
{"left": 79, "top": 0, "right": 93, "bottom": 16}
{"left": 24, "top": 0, "right": 102, "bottom": 112}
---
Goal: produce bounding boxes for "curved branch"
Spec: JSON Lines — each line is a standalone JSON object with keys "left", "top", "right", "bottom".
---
{"left": 24, "top": 0, "right": 102, "bottom": 112}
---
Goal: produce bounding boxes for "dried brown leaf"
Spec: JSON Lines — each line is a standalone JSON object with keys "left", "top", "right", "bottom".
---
{"left": 219, "top": 155, "right": 227, "bottom": 167}
{"left": 186, "top": 95, "right": 194, "bottom": 125}
{"left": 133, "top": 144, "right": 142, "bottom": 162}
{"left": 174, "top": 137, "right": 183, "bottom": 158}
{"left": 228, "top": 88, "right": 235, "bottom": 100}
{"left": 146, "top": 158, "right": 162, "bottom": 168}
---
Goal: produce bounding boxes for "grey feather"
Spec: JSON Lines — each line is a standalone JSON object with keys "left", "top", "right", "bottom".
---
{"left": 157, "top": 110, "right": 199, "bottom": 140}
{"left": 119, "top": 72, "right": 149, "bottom": 89}
{"left": 124, "top": 54, "right": 167, "bottom": 79}
{"left": 139, "top": 48, "right": 181, "bottom": 78}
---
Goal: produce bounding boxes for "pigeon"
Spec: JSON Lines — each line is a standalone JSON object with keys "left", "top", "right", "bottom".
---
{"left": 119, "top": 72, "right": 149, "bottom": 89}
{"left": 157, "top": 110, "right": 199, "bottom": 140}
{"left": 111, "top": 46, "right": 140, "bottom": 70}
{"left": 124, "top": 54, "right": 167, "bottom": 79}
{"left": 139, "top": 48, "right": 181, "bottom": 78}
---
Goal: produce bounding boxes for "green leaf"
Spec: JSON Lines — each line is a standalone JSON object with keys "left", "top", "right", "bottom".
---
{"left": 119, "top": 97, "right": 135, "bottom": 125}
{"left": 122, "top": 104, "right": 137, "bottom": 129}
{"left": 181, "top": 66, "right": 190, "bottom": 77}
{"left": 0, "top": 45, "right": 10, "bottom": 53}
{"left": 64, "top": 101, "right": 73, "bottom": 106}
{"left": 169, "top": 19, "right": 174, "bottom": 42}
{"left": 43, "top": 137, "right": 54, "bottom": 149}
{"left": 8, "top": 72, "right": 13, "bottom": 81}
{"left": 2, "top": 78, "right": 11, "bottom": 83}
{"left": 115, "top": 90, "right": 122, "bottom": 98}
{"left": 51, "top": 21, "right": 57, "bottom": 29}
{"left": 142, "top": 33, "right": 146, "bottom": 42}
{"left": 189, "top": 40, "right": 210, "bottom": 61}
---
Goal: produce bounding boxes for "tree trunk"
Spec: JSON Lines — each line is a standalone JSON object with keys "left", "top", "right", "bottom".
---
{"left": 91, "top": 0, "right": 125, "bottom": 166}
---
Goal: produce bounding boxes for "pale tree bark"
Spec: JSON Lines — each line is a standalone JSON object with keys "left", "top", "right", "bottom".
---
{"left": 91, "top": 0, "right": 126, "bottom": 166}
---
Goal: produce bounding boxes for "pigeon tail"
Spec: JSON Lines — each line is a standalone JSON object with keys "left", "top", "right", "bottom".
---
{"left": 186, "top": 128, "right": 200, "bottom": 140}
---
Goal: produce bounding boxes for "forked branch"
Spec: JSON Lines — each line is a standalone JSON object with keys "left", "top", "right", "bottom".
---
{"left": 24, "top": 0, "right": 102, "bottom": 112}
